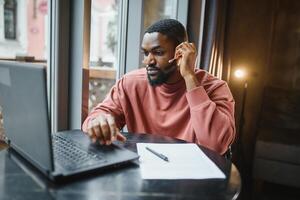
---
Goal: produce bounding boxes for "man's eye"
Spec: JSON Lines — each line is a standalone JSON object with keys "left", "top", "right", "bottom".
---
{"left": 143, "top": 51, "right": 149, "bottom": 56}
{"left": 154, "top": 51, "right": 164, "bottom": 56}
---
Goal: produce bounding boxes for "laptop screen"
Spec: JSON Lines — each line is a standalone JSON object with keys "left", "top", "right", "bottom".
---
{"left": 0, "top": 61, "right": 54, "bottom": 172}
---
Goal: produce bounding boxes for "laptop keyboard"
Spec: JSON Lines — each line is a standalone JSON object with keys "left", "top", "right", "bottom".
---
{"left": 52, "top": 134, "right": 106, "bottom": 171}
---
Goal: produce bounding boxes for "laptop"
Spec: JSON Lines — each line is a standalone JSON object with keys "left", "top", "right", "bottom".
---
{"left": 0, "top": 61, "right": 139, "bottom": 181}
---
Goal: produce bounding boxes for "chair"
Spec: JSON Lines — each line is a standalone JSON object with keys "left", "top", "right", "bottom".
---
{"left": 253, "top": 86, "right": 300, "bottom": 187}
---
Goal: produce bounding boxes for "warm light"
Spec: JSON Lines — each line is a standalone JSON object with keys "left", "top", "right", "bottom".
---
{"left": 234, "top": 69, "right": 246, "bottom": 79}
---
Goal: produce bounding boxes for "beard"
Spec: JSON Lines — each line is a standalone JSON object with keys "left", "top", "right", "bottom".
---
{"left": 146, "top": 64, "right": 176, "bottom": 86}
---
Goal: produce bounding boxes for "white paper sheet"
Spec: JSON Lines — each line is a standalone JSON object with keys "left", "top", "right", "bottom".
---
{"left": 137, "top": 143, "right": 226, "bottom": 179}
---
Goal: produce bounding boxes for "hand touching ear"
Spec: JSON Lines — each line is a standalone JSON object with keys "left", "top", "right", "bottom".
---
{"left": 169, "top": 42, "right": 197, "bottom": 78}
{"left": 169, "top": 42, "right": 199, "bottom": 91}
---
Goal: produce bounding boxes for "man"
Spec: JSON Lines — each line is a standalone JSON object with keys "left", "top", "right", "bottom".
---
{"left": 82, "top": 19, "right": 235, "bottom": 155}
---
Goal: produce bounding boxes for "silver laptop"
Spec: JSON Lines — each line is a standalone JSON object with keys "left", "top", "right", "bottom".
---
{"left": 0, "top": 61, "right": 139, "bottom": 181}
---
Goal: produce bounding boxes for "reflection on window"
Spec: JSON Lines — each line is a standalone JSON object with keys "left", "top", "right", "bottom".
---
{"left": 89, "top": 0, "right": 120, "bottom": 111}
{"left": 4, "top": 0, "right": 17, "bottom": 40}
{"left": 0, "top": 0, "right": 48, "bottom": 60}
{"left": 90, "top": 0, "right": 119, "bottom": 68}
{"left": 144, "top": 0, "right": 177, "bottom": 29}
{"left": 0, "top": 0, "right": 48, "bottom": 140}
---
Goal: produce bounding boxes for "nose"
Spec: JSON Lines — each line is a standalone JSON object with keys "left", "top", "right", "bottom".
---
{"left": 143, "top": 53, "right": 155, "bottom": 66}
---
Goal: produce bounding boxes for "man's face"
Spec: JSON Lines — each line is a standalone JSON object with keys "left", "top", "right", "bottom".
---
{"left": 141, "top": 32, "right": 177, "bottom": 86}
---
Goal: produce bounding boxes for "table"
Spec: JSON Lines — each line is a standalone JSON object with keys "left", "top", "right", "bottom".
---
{"left": 0, "top": 132, "right": 241, "bottom": 200}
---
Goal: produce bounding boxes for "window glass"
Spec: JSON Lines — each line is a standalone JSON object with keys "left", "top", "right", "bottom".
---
{"left": 0, "top": 0, "right": 48, "bottom": 141}
{"left": 4, "top": 0, "right": 17, "bottom": 39}
{"left": 89, "top": 0, "right": 120, "bottom": 111}
{"left": 0, "top": 0, "right": 48, "bottom": 60}
{"left": 143, "top": 0, "right": 177, "bottom": 30}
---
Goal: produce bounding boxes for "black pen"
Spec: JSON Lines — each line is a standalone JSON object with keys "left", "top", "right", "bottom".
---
{"left": 146, "top": 146, "right": 169, "bottom": 162}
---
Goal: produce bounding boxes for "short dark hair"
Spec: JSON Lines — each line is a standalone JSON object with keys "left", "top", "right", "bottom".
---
{"left": 144, "top": 19, "right": 186, "bottom": 46}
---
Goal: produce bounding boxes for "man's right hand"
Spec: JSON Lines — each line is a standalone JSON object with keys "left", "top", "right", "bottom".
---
{"left": 86, "top": 114, "right": 126, "bottom": 145}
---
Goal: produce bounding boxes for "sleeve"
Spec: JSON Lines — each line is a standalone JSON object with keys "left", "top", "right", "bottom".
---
{"left": 186, "top": 82, "right": 235, "bottom": 155}
{"left": 82, "top": 77, "right": 127, "bottom": 132}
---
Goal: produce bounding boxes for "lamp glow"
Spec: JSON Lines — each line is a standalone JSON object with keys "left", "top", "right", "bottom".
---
{"left": 234, "top": 69, "right": 246, "bottom": 79}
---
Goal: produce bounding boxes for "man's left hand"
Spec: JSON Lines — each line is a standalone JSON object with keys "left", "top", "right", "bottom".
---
{"left": 173, "top": 42, "right": 197, "bottom": 78}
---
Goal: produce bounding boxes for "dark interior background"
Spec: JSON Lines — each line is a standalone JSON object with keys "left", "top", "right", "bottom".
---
{"left": 227, "top": 0, "right": 300, "bottom": 176}
{"left": 189, "top": 0, "right": 300, "bottom": 199}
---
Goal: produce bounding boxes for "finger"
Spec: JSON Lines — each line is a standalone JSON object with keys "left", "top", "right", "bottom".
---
{"left": 179, "top": 44, "right": 197, "bottom": 59}
{"left": 98, "top": 115, "right": 111, "bottom": 144}
{"left": 169, "top": 49, "right": 183, "bottom": 63}
{"left": 172, "top": 42, "right": 188, "bottom": 60}
{"left": 87, "top": 127, "right": 94, "bottom": 138}
{"left": 175, "top": 49, "right": 184, "bottom": 62}
{"left": 175, "top": 43, "right": 183, "bottom": 51}
{"left": 187, "top": 44, "right": 197, "bottom": 54}
{"left": 175, "top": 41, "right": 187, "bottom": 51}
{"left": 169, "top": 54, "right": 182, "bottom": 63}
{"left": 87, "top": 127, "right": 97, "bottom": 143}
{"left": 190, "top": 42, "right": 196, "bottom": 49}
{"left": 87, "top": 120, "right": 96, "bottom": 138}
{"left": 168, "top": 57, "right": 177, "bottom": 63}
{"left": 184, "top": 42, "right": 197, "bottom": 53}
{"left": 179, "top": 42, "right": 194, "bottom": 50}
{"left": 92, "top": 119, "right": 101, "bottom": 137}
{"left": 180, "top": 42, "right": 192, "bottom": 50}
{"left": 107, "top": 115, "right": 117, "bottom": 141}
{"left": 116, "top": 131, "right": 127, "bottom": 142}
{"left": 91, "top": 120, "right": 105, "bottom": 144}
{"left": 175, "top": 43, "right": 187, "bottom": 53}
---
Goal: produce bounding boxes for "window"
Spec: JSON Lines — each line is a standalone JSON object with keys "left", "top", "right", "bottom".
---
{"left": 0, "top": 0, "right": 48, "bottom": 61}
{"left": 4, "top": 0, "right": 17, "bottom": 40}
{"left": 0, "top": 0, "right": 191, "bottom": 132}
{"left": 0, "top": 0, "right": 48, "bottom": 138}
{"left": 87, "top": 0, "right": 188, "bottom": 112}
{"left": 88, "top": 0, "right": 120, "bottom": 111}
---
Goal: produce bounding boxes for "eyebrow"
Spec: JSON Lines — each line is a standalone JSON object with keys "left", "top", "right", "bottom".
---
{"left": 141, "top": 46, "right": 163, "bottom": 52}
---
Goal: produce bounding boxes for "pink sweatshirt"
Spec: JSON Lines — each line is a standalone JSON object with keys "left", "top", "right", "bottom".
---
{"left": 82, "top": 68, "right": 235, "bottom": 154}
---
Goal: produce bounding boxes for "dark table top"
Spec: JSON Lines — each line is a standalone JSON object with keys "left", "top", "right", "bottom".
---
{"left": 0, "top": 132, "right": 241, "bottom": 200}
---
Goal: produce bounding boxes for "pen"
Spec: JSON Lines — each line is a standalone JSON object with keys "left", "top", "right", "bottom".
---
{"left": 146, "top": 146, "right": 169, "bottom": 162}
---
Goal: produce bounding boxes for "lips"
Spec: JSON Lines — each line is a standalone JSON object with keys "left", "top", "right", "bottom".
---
{"left": 146, "top": 67, "right": 159, "bottom": 76}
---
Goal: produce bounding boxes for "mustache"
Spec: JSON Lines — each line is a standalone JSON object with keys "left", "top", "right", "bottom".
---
{"left": 146, "top": 64, "right": 177, "bottom": 74}
{"left": 146, "top": 64, "right": 158, "bottom": 70}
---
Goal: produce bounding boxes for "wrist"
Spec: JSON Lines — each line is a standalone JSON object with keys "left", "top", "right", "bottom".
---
{"left": 183, "top": 73, "right": 199, "bottom": 91}
{"left": 182, "top": 71, "right": 196, "bottom": 81}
